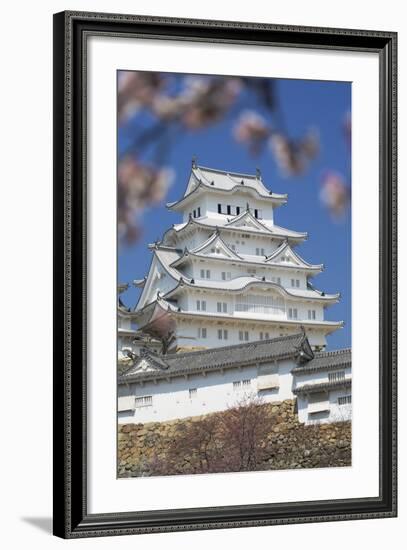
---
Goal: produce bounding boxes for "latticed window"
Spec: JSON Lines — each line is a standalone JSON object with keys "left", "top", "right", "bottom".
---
{"left": 235, "top": 294, "right": 285, "bottom": 315}
{"left": 328, "top": 371, "right": 346, "bottom": 382}
{"left": 196, "top": 300, "right": 206, "bottom": 311}
{"left": 239, "top": 331, "right": 249, "bottom": 341}
{"left": 338, "top": 395, "right": 351, "bottom": 405}
{"left": 288, "top": 307, "right": 298, "bottom": 319}
{"left": 308, "top": 309, "right": 316, "bottom": 320}
{"left": 135, "top": 396, "right": 152, "bottom": 407}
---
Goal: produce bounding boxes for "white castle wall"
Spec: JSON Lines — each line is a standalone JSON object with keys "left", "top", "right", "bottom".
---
{"left": 180, "top": 289, "right": 324, "bottom": 324}
{"left": 295, "top": 365, "right": 352, "bottom": 424}
{"left": 182, "top": 192, "right": 275, "bottom": 225}
{"left": 183, "top": 257, "right": 309, "bottom": 290}
{"left": 297, "top": 392, "right": 352, "bottom": 424}
{"left": 118, "top": 358, "right": 296, "bottom": 424}
{"left": 175, "top": 319, "right": 327, "bottom": 349}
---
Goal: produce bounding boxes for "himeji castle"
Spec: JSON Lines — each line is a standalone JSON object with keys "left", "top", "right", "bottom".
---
{"left": 131, "top": 161, "right": 343, "bottom": 352}
{"left": 117, "top": 162, "right": 351, "bottom": 426}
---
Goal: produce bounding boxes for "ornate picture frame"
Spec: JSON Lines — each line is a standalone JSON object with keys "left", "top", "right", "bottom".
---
{"left": 53, "top": 11, "right": 397, "bottom": 538}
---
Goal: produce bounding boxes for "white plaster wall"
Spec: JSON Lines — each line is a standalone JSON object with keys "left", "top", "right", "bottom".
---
{"left": 178, "top": 288, "right": 325, "bottom": 324}
{"left": 295, "top": 366, "right": 351, "bottom": 388}
{"left": 175, "top": 316, "right": 328, "bottom": 348}
{"left": 186, "top": 257, "right": 310, "bottom": 290}
{"left": 297, "top": 389, "right": 352, "bottom": 425}
{"left": 183, "top": 192, "right": 276, "bottom": 224}
{"left": 118, "top": 357, "right": 296, "bottom": 423}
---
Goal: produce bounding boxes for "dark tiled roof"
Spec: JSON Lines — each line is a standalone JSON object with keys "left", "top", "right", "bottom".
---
{"left": 293, "top": 378, "right": 351, "bottom": 395}
{"left": 291, "top": 348, "right": 351, "bottom": 374}
{"left": 119, "top": 333, "right": 312, "bottom": 383}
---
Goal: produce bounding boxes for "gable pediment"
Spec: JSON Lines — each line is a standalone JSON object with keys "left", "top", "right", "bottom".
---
{"left": 225, "top": 211, "right": 270, "bottom": 232}
{"left": 191, "top": 233, "right": 241, "bottom": 259}
{"left": 266, "top": 243, "right": 308, "bottom": 267}
{"left": 123, "top": 352, "right": 170, "bottom": 377}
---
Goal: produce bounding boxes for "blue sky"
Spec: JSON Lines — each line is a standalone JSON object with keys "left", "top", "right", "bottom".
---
{"left": 118, "top": 75, "right": 351, "bottom": 350}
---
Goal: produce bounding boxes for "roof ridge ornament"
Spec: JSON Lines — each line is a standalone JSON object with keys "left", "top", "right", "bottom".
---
{"left": 256, "top": 167, "right": 262, "bottom": 180}
{"left": 191, "top": 156, "right": 197, "bottom": 168}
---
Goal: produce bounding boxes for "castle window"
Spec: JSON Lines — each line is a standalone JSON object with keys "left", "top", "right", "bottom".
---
{"left": 256, "top": 248, "right": 265, "bottom": 256}
{"left": 197, "top": 207, "right": 201, "bottom": 217}
{"left": 135, "top": 396, "right": 152, "bottom": 408}
{"left": 200, "top": 269, "right": 211, "bottom": 279}
{"left": 217, "top": 302, "right": 228, "bottom": 313}
{"left": 198, "top": 327, "right": 207, "bottom": 338}
{"left": 233, "top": 381, "right": 241, "bottom": 391}
{"left": 288, "top": 308, "right": 298, "bottom": 319}
{"left": 328, "top": 371, "right": 346, "bottom": 382}
{"left": 217, "top": 204, "right": 222, "bottom": 214}
{"left": 338, "top": 395, "right": 352, "bottom": 405}
{"left": 236, "top": 206, "right": 241, "bottom": 215}
{"left": 242, "top": 379, "right": 251, "bottom": 388}
{"left": 259, "top": 332, "right": 270, "bottom": 340}
{"left": 196, "top": 300, "right": 206, "bottom": 311}
{"left": 308, "top": 309, "right": 316, "bottom": 320}
{"left": 239, "top": 330, "right": 249, "bottom": 341}
{"left": 193, "top": 209, "right": 197, "bottom": 218}
{"left": 221, "top": 271, "right": 231, "bottom": 280}
{"left": 189, "top": 388, "right": 197, "bottom": 399}
{"left": 218, "top": 329, "right": 228, "bottom": 340}
{"left": 227, "top": 205, "right": 231, "bottom": 215}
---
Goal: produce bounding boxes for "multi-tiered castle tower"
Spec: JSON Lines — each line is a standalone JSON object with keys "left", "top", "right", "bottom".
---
{"left": 132, "top": 161, "right": 342, "bottom": 352}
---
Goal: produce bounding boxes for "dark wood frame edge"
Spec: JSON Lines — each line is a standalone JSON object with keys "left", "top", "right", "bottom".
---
{"left": 53, "top": 10, "right": 397, "bottom": 539}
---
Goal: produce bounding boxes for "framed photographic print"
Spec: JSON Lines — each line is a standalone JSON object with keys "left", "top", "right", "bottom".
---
{"left": 53, "top": 11, "right": 397, "bottom": 538}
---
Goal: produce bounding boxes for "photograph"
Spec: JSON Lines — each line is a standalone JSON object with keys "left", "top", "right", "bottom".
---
{"left": 116, "top": 71, "right": 352, "bottom": 477}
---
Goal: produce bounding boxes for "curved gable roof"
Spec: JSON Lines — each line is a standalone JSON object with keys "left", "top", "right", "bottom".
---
{"left": 167, "top": 165, "right": 287, "bottom": 210}
{"left": 265, "top": 241, "right": 323, "bottom": 270}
